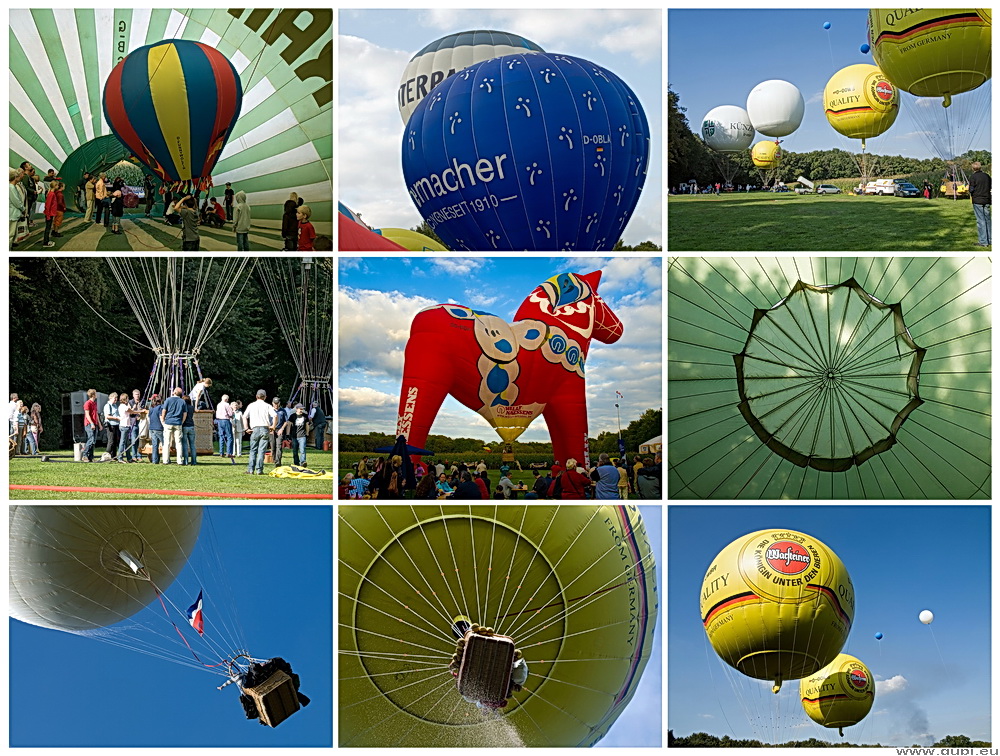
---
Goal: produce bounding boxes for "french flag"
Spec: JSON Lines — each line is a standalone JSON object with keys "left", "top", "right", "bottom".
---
{"left": 186, "top": 590, "right": 204, "bottom": 636}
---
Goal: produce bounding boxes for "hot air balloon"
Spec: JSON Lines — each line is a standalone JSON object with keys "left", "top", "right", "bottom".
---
{"left": 395, "top": 271, "right": 622, "bottom": 468}
{"left": 751, "top": 140, "right": 782, "bottom": 168}
{"left": 398, "top": 30, "right": 545, "bottom": 124}
{"left": 701, "top": 529, "right": 854, "bottom": 693}
{"left": 668, "top": 257, "right": 991, "bottom": 498}
{"left": 701, "top": 105, "right": 755, "bottom": 186}
{"left": 746, "top": 80, "right": 805, "bottom": 138}
{"left": 338, "top": 214, "right": 407, "bottom": 251}
{"left": 339, "top": 504, "right": 658, "bottom": 746}
{"left": 374, "top": 227, "right": 449, "bottom": 251}
{"left": 868, "top": 10, "right": 991, "bottom": 170}
{"left": 103, "top": 39, "right": 243, "bottom": 185}
{"left": 401, "top": 52, "right": 649, "bottom": 251}
{"left": 800, "top": 653, "right": 875, "bottom": 737}
{"left": 919, "top": 609, "right": 934, "bottom": 624}
{"left": 875, "top": 632, "right": 884, "bottom": 640}
{"left": 824, "top": 63, "right": 900, "bottom": 185}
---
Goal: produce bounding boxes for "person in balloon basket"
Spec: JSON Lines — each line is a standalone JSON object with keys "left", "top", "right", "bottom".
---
{"left": 969, "top": 161, "right": 991, "bottom": 247}
{"left": 177, "top": 195, "right": 201, "bottom": 250}
{"left": 297, "top": 205, "right": 316, "bottom": 251}
{"left": 233, "top": 190, "right": 251, "bottom": 251}
{"left": 281, "top": 199, "right": 298, "bottom": 250}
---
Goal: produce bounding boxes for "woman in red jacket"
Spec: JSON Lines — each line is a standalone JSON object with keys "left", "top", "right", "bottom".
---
{"left": 42, "top": 181, "right": 65, "bottom": 248}
{"left": 548, "top": 458, "right": 592, "bottom": 499}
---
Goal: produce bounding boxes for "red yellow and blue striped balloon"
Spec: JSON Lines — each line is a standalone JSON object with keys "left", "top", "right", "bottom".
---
{"left": 103, "top": 39, "right": 243, "bottom": 183}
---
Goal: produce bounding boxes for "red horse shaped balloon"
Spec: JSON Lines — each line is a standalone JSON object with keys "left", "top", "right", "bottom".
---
{"left": 396, "top": 271, "right": 622, "bottom": 466}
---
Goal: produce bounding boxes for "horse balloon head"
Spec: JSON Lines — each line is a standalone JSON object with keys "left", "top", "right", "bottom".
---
{"left": 518, "top": 271, "right": 623, "bottom": 346}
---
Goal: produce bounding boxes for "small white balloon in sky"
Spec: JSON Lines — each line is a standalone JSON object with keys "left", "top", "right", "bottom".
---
{"left": 918, "top": 609, "right": 934, "bottom": 625}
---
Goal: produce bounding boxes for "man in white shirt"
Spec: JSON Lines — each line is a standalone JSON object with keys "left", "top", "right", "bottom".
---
{"left": 189, "top": 377, "right": 213, "bottom": 410}
{"left": 8, "top": 392, "right": 20, "bottom": 437}
{"left": 244, "top": 389, "right": 276, "bottom": 475}
{"left": 215, "top": 394, "right": 235, "bottom": 458}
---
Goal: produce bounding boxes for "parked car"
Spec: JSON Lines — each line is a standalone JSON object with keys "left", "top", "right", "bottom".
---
{"left": 895, "top": 182, "right": 921, "bottom": 197}
{"left": 816, "top": 184, "right": 842, "bottom": 195}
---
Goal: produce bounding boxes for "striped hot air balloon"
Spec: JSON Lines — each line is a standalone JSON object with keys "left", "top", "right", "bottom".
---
{"left": 103, "top": 39, "right": 243, "bottom": 184}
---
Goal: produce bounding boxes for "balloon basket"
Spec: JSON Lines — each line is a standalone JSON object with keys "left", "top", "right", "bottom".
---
{"left": 240, "top": 669, "right": 300, "bottom": 728}
{"left": 456, "top": 631, "right": 515, "bottom": 705}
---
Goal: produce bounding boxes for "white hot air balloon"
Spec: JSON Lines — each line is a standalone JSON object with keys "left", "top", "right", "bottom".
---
{"left": 919, "top": 609, "right": 935, "bottom": 625}
{"left": 747, "top": 79, "right": 805, "bottom": 138}
{"left": 701, "top": 105, "right": 755, "bottom": 152}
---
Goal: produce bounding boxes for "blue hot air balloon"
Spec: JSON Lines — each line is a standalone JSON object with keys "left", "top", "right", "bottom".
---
{"left": 401, "top": 52, "right": 649, "bottom": 251}
{"left": 875, "top": 632, "right": 883, "bottom": 640}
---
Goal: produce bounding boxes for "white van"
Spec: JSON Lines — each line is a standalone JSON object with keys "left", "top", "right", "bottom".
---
{"left": 864, "top": 179, "right": 896, "bottom": 196}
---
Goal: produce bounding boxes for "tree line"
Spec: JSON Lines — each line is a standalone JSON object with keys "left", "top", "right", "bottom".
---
{"left": 669, "top": 89, "right": 991, "bottom": 187}
{"left": 669, "top": 731, "right": 991, "bottom": 748}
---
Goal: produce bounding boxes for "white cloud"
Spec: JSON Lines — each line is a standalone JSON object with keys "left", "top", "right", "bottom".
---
{"left": 339, "top": 287, "right": 436, "bottom": 377}
{"left": 876, "top": 675, "right": 908, "bottom": 694}
{"left": 339, "top": 386, "right": 397, "bottom": 408}
{"left": 431, "top": 257, "right": 487, "bottom": 276}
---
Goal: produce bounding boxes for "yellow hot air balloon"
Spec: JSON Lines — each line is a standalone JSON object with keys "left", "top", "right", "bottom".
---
{"left": 800, "top": 653, "right": 875, "bottom": 736}
{"left": 824, "top": 64, "right": 899, "bottom": 148}
{"left": 339, "top": 504, "right": 658, "bottom": 747}
{"left": 751, "top": 140, "right": 782, "bottom": 169}
{"left": 701, "top": 529, "right": 854, "bottom": 693}
{"left": 869, "top": 9, "right": 991, "bottom": 106}
{"left": 376, "top": 227, "right": 449, "bottom": 251}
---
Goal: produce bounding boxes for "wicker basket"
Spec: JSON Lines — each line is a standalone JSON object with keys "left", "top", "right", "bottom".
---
{"left": 241, "top": 669, "right": 300, "bottom": 727}
{"left": 457, "top": 632, "right": 515, "bottom": 704}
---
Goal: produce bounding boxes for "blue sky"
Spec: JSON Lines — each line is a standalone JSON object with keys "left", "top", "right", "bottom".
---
{"left": 668, "top": 9, "right": 991, "bottom": 166}
{"left": 668, "top": 506, "right": 991, "bottom": 747}
{"left": 602, "top": 504, "right": 662, "bottom": 747}
{"left": 339, "top": 256, "right": 662, "bottom": 444}
{"left": 9, "top": 506, "right": 332, "bottom": 748}
{"left": 339, "top": 9, "right": 662, "bottom": 247}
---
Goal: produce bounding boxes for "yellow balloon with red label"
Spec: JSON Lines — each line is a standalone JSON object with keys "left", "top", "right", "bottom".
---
{"left": 751, "top": 141, "right": 782, "bottom": 169}
{"left": 868, "top": 9, "right": 991, "bottom": 105}
{"left": 701, "top": 529, "right": 854, "bottom": 692}
{"left": 800, "top": 653, "right": 875, "bottom": 736}
{"left": 824, "top": 64, "right": 899, "bottom": 144}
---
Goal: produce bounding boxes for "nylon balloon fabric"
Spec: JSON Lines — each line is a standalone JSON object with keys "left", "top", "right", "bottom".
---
{"left": 103, "top": 39, "right": 243, "bottom": 183}
{"left": 402, "top": 52, "right": 649, "bottom": 251}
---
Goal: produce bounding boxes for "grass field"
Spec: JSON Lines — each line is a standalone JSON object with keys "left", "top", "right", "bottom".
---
{"left": 668, "top": 193, "right": 988, "bottom": 251}
{"left": 10, "top": 449, "right": 334, "bottom": 499}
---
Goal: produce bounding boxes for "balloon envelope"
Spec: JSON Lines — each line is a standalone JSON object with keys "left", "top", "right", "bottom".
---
{"left": 9, "top": 505, "right": 202, "bottom": 631}
{"left": 800, "top": 653, "right": 875, "bottom": 732}
{"left": 402, "top": 52, "right": 649, "bottom": 251}
{"left": 919, "top": 609, "right": 934, "bottom": 624}
{"left": 751, "top": 140, "right": 781, "bottom": 168}
{"left": 398, "top": 30, "right": 544, "bottom": 124}
{"left": 869, "top": 9, "right": 991, "bottom": 98}
{"left": 875, "top": 632, "right": 884, "bottom": 640}
{"left": 701, "top": 529, "right": 853, "bottom": 690}
{"left": 747, "top": 80, "right": 805, "bottom": 138}
{"left": 375, "top": 227, "right": 448, "bottom": 251}
{"left": 103, "top": 39, "right": 242, "bottom": 183}
{"left": 824, "top": 64, "right": 899, "bottom": 140}
{"left": 701, "top": 105, "right": 755, "bottom": 152}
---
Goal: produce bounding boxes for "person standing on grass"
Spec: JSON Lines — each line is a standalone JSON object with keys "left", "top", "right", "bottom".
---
{"left": 215, "top": 394, "right": 234, "bottom": 458}
{"left": 181, "top": 393, "right": 198, "bottom": 465}
{"left": 309, "top": 400, "right": 327, "bottom": 450}
{"left": 232, "top": 400, "right": 245, "bottom": 457}
{"left": 81, "top": 388, "right": 101, "bottom": 462}
{"left": 161, "top": 387, "right": 187, "bottom": 465}
{"left": 969, "top": 161, "right": 992, "bottom": 247}
{"left": 245, "top": 389, "right": 276, "bottom": 475}
{"left": 269, "top": 397, "right": 288, "bottom": 467}
{"left": 147, "top": 394, "right": 165, "bottom": 465}
{"left": 289, "top": 403, "right": 309, "bottom": 466}
{"left": 28, "top": 402, "right": 43, "bottom": 454}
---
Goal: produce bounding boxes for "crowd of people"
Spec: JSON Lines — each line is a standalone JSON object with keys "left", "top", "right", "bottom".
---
{"left": 10, "top": 384, "right": 328, "bottom": 474}
{"left": 339, "top": 452, "right": 662, "bottom": 500}
{"left": 9, "top": 162, "right": 332, "bottom": 251}
{"left": 7, "top": 393, "right": 43, "bottom": 455}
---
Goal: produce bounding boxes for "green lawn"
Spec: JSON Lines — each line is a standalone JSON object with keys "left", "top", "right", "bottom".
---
{"left": 668, "top": 193, "right": 988, "bottom": 251}
{"left": 10, "top": 449, "right": 334, "bottom": 499}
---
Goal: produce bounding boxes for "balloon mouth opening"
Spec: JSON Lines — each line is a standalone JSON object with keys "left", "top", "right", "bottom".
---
{"left": 735, "top": 649, "right": 822, "bottom": 683}
{"left": 98, "top": 529, "right": 150, "bottom": 579}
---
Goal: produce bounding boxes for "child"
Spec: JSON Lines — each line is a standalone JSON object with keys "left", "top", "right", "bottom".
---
{"left": 233, "top": 190, "right": 251, "bottom": 250}
{"left": 297, "top": 204, "right": 316, "bottom": 251}
{"left": 41, "top": 180, "right": 63, "bottom": 247}
{"left": 110, "top": 189, "right": 124, "bottom": 234}
{"left": 281, "top": 199, "right": 298, "bottom": 250}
